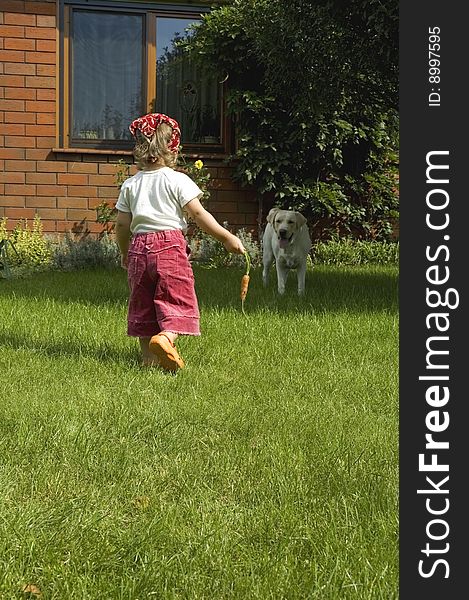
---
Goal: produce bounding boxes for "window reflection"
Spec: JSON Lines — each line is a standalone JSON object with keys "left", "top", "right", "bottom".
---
{"left": 155, "top": 18, "right": 221, "bottom": 144}
{"left": 71, "top": 11, "right": 144, "bottom": 143}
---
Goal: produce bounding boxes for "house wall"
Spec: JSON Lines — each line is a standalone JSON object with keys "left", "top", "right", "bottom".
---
{"left": 0, "top": 0, "right": 262, "bottom": 238}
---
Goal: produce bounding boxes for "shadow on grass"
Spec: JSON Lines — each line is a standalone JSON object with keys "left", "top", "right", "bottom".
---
{"left": 196, "top": 265, "right": 398, "bottom": 314}
{"left": 0, "top": 264, "right": 398, "bottom": 314}
{"left": 0, "top": 330, "right": 139, "bottom": 368}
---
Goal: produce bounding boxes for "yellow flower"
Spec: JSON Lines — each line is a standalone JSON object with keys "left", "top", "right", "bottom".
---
{"left": 194, "top": 160, "right": 204, "bottom": 170}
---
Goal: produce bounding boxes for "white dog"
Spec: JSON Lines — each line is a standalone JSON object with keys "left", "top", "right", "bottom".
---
{"left": 262, "top": 208, "right": 312, "bottom": 295}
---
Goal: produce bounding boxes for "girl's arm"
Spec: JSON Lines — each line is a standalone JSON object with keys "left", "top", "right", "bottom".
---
{"left": 185, "top": 197, "right": 245, "bottom": 254}
{"left": 115, "top": 210, "right": 132, "bottom": 268}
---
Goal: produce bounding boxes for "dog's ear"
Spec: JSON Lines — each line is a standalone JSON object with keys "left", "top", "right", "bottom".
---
{"left": 266, "top": 208, "right": 279, "bottom": 225}
{"left": 295, "top": 212, "right": 307, "bottom": 229}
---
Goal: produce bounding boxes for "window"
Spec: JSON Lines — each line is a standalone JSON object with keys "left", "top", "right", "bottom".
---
{"left": 60, "top": 1, "right": 225, "bottom": 152}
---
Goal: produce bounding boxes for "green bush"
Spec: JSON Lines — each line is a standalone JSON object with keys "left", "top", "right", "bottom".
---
{"left": 181, "top": 0, "right": 399, "bottom": 240}
{"left": 312, "top": 238, "right": 399, "bottom": 265}
{"left": 188, "top": 223, "right": 261, "bottom": 269}
{"left": 52, "top": 233, "right": 120, "bottom": 271}
{"left": 0, "top": 216, "right": 53, "bottom": 277}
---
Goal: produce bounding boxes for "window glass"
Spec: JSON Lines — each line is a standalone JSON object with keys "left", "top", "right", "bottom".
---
{"left": 71, "top": 10, "right": 144, "bottom": 143}
{"left": 155, "top": 18, "right": 221, "bottom": 145}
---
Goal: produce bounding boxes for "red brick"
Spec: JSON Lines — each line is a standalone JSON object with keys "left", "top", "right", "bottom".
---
{"left": 4, "top": 13, "right": 36, "bottom": 27}
{"left": 0, "top": 123, "right": 25, "bottom": 135}
{"left": 25, "top": 2, "right": 56, "bottom": 16}
{"left": 68, "top": 162, "right": 98, "bottom": 174}
{"left": 238, "top": 201, "right": 259, "bottom": 214}
{"left": 87, "top": 197, "right": 104, "bottom": 209}
{"left": 0, "top": 99, "right": 24, "bottom": 111}
{"left": 211, "top": 178, "right": 239, "bottom": 191}
{"left": 0, "top": 25, "right": 25, "bottom": 38}
{"left": 26, "top": 172, "right": 56, "bottom": 184}
{"left": 35, "top": 136, "right": 56, "bottom": 148}
{"left": 58, "top": 197, "right": 88, "bottom": 209}
{"left": 5, "top": 184, "right": 36, "bottom": 196}
{"left": 36, "top": 209, "right": 66, "bottom": 220}
{"left": 82, "top": 154, "right": 109, "bottom": 163}
{"left": 0, "top": 49, "right": 24, "bottom": 62}
{"left": 2, "top": 196, "right": 26, "bottom": 208}
{"left": 0, "top": 148, "right": 26, "bottom": 159}
{"left": 25, "top": 27, "right": 55, "bottom": 40}
{"left": 26, "top": 99, "right": 54, "bottom": 112}
{"left": 4, "top": 62, "right": 35, "bottom": 75}
{"left": 5, "top": 87, "right": 36, "bottom": 100}
{"left": 218, "top": 167, "right": 235, "bottom": 178}
{"left": 5, "top": 111, "right": 36, "bottom": 123}
{"left": 89, "top": 174, "right": 116, "bottom": 186}
{"left": 36, "top": 160, "right": 67, "bottom": 172}
{"left": 36, "top": 15, "right": 55, "bottom": 28}
{"left": 36, "top": 88, "right": 54, "bottom": 100}
{"left": 25, "top": 51, "right": 55, "bottom": 64}
{"left": 208, "top": 200, "right": 237, "bottom": 212}
{"left": 37, "top": 64, "right": 55, "bottom": 76}
{"left": 56, "top": 221, "right": 80, "bottom": 233}
{"left": 36, "top": 39, "right": 55, "bottom": 52}
{"left": 5, "top": 135, "right": 35, "bottom": 148}
{"left": 25, "top": 75, "right": 54, "bottom": 88}
{"left": 1, "top": 171, "right": 25, "bottom": 184}
{"left": 26, "top": 124, "right": 55, "bottom": 136}
{"left": 36, "top": 184, "right": 66, "bottom": 196}
{"left": 217, "top": 212, "right": 246, "bottom": 225}
{"left": 26, "top": 148, "right": 53, "bottom": 160}
{"left": 58, "top": 173, "right": 88, "bottom": 185}
{"left": 5, "top": 159, "right": 36, "bottom": 171}
{"left": 5, "top": 38, "right": 35, "bottom": 51}
{"left": 26, "top": 197, "right": 57, "bottom": 208}
{"left": 67, "top": 186, "right": 97, "bottom": 197}
{"left": 66, "top": 209, "right": 96, "bottom": 221}
{"left": 2, "top": 2, "right": 25, "bottom": 12}
{"left": 97, "top": 186, "right": 118, "bottom": 198}
{"left": 37, "top": 113, "right": 55, "bottom": 124}
{"left": 41, "top": 221, "right": 57, "bottom": 233}
{"left": 98, "top": 163, "right": 122, "bottom": 175}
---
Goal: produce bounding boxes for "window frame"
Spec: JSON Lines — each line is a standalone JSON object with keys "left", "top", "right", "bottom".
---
{"left": 58, "top": 0, "right": 230, "bottom": 155}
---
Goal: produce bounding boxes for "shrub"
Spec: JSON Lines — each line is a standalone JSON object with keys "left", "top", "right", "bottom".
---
{"left": 181, "top": 0, "right": 399, "bottom": 240}
{"left": 188, "top": 223, "right": 261, "bottom": 269}
{"left": 0, "top": 216, "right": 53, "bottom": 277}
{"left": 52, "top": 233, "right": 120, "bottom": 271}
{"left": 312, "top": 238, "right": 399, "bottom": 265}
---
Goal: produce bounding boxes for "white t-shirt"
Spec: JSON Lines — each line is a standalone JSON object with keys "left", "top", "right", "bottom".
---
{"left": 115, "top": 167, "right": 203, "bottom": 234}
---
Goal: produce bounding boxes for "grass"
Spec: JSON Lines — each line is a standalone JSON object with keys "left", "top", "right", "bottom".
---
{"left": 0, "top": 264, "right": 398, "bottom": 599}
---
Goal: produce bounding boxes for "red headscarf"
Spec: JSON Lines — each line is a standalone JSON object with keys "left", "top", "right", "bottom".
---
{"left": 129, "top": 113, "right": 181, "bottom": 153}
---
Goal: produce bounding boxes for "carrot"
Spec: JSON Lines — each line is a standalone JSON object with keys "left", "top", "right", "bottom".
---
{"left": 240, "top": 274, "right": 250, "bottom": 300}
{"left": 240, "top": 251, "right": 251, "bottom": 315}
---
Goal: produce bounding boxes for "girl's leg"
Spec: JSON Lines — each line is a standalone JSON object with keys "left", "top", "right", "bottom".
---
{"left": 140, "top": 333, "right": 179, "bottom": 368}
{"left": 139, "top": 336, "right": 159, "bottom": 366}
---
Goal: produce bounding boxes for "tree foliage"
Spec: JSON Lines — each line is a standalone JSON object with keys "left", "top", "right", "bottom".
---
{"left": 182, "top": 0, "right": 399, "bottom": 239}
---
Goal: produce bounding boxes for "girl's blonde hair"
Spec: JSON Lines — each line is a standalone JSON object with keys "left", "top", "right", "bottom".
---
{"left": 132, "top": 123, "right": 178, "bottom": 169}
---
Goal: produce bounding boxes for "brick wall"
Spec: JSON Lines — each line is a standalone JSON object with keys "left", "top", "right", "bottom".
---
{"left": 0, "top": 0, "right": 262, "bottom": 238}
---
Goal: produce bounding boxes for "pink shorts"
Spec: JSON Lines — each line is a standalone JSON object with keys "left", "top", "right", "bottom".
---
{"left": 126, "top": 229, "right": 200, "bottom": 337}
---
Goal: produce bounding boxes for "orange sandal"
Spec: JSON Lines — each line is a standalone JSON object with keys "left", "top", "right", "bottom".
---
{"left": 148, "top": 333, "right": 185, "bottom": 372}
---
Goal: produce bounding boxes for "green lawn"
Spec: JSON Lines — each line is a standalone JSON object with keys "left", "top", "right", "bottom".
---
{"left": 0, "top": 264, "right": 398, "bottom": 599}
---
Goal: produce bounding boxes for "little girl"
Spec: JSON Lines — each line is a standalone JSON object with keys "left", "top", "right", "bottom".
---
{"left": 115, "top": 113, "right": 245, "bottom": 371}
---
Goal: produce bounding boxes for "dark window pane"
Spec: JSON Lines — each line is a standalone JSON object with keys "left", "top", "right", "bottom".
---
{"left": 155, "top": 18, "right": 221, "bottom": 145}
{"left": 71, "top": 10, "right": 144, "bottom": 143}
